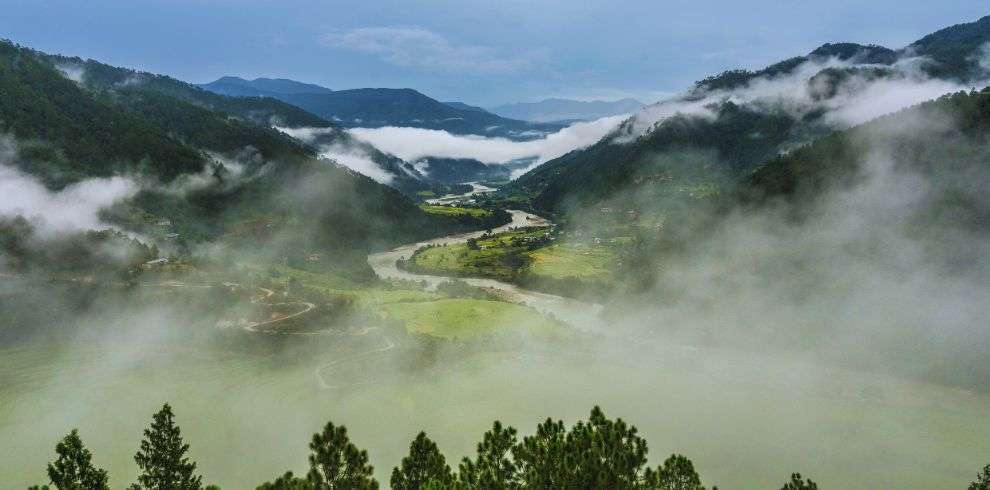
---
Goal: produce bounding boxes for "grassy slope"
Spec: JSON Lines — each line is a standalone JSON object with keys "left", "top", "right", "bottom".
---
{"left": 527, "top": 243, "right": 617, "bottom": 282}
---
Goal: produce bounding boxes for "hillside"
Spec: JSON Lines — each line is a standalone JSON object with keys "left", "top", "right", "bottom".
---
{"left": 0, "top": 41, "right": 481, "bottom": 265}
{"left": 746, "top": 88, "right": 990, "bottom": 222}
{"left": 200, "top": 77, "right": 566, "bottom": 140}
{"left": 35, "top": 54, "right": 472, "bottom": 193}
{"left": 513, "top": 101, "right": 799, "bottom": 214}
{"left": 509, "top": 15, "right": 990, "bottom": 215}
{"left": 905, "top": 14, "right": 990, "bottom": 81}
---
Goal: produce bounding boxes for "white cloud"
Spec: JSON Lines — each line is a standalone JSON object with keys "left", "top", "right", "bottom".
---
{"left": 348, "top": 115, "right": 625, "bottom": 178}
{"left": 971, "top": 42, "right": 990, "bottom": 77}
{"left": 319, "top": 143, "right": 394, "bottom": 184}
{"left": 821, "top": 74, "right": 966, "bottom": 126}
{"left": 320, "top": 27, "right": 537, "bottom": 74}
{"left": 620, "top": 55, "right": 978, "bottom": 140}
{"left": 276, "top": 126, "right": 394, "bottom": 184}
{"left": 55, "top": 63, "right": 85, "bottom": 83}
{"left": 0, "top": 164, "right": 137, "bottom": 236}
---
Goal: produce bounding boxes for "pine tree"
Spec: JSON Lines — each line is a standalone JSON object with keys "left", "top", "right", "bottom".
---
{"left": 457, "top": 421, "right": 518, "bottom": 489}
{"left": 257, "top": 471, "right": 313, "bottom": 490}
{"left": 45, "top": 429, "right": 110, "bottom": 490}
{"left": 645, "top": 454, "right": 709, "bottom": 490}
{"left": 306, "top": 421, "right": 378, "bottom": 489}
{"left": 390, "top": 432, "right": 453, "bottom": 490}
{"left": 512, "top": 418, "right": 567, "bottom": 488}
{"left": 780, "top": 473, "right": 818, "bottom": 490}
{"left": 132, "top": 403, "right": 203, "bottom": 490}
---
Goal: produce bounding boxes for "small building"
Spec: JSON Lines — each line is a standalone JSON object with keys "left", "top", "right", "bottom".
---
{"left": 306, "top": 252, "right": 322, "bottom": 262}
{"left": 153, "top": 218, "right": 172, "bottom": 227}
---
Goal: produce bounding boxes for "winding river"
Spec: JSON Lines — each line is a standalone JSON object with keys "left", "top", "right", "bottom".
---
{"left": 368, "top": 208, "right": 602, "bottom": 330}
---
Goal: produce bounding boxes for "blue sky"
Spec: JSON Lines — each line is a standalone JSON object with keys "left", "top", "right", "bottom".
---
{"left": 2, "top": 0, "right": 987, "bottom": 105}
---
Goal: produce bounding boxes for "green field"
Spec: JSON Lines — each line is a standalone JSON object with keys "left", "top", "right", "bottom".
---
{"left": 378, "top": 298, "right": 565, "bottom": 339}
{"left": 264, "top": 264, "right": 562, "bottom": 339}
{"left": 419, "top": 204, "right": 494, "bottom": 218}
{"left": 527, "top": 242, "right": 617, "bottom": 283}
{"left": 409, "top": 229, "right": 546, "bottom": 280}
{"left": 409, "top": 228, "right": 620, "bottom": 292}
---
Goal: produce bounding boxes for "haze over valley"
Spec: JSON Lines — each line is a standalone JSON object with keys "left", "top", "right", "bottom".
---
{"left": 2, "top": 4, "right": 990, "bottom": 489}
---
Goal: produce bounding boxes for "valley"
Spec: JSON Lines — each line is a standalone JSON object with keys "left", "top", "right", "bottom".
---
{"left": 3, "top": 184, "right": 990, "bottom": 488}
{"left": 3, "top": 9, "right": 990, "bottom": 490}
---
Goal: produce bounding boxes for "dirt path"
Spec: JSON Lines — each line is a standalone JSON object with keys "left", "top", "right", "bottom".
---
{"left": 243, "top": 300, "right": 316, "bottom": 333}
{"left": 313, "top": 328, "right": 397, "bottom": 390}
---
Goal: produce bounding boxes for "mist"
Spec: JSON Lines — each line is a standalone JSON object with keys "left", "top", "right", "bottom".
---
{"left": 273, "top": 126, "right": 395, "bottom": 183}
{"left": 600, "top": 97, "right": 990, "bottom": 390}
{"left": 0, "top": 159, "right": 137, "bottom": 236}
{"left": 348, "top": 115, "right": 625, "bottom": 176}
{"left": 617, "top": 55, "right": 984, "bottom": 142}
{"left": 4, "top": 15, "right": 990, "bottom": 490}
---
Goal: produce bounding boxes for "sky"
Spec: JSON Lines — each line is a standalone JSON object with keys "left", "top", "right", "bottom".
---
{"left": 2, "top": 0, "right": 987, "bottom": 106}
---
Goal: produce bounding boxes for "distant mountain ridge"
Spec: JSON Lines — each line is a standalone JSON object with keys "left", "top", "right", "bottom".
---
{"left": 198, "top": 76, "right": 334, "bottom": 96}
{"left": 489, "top": 98, "right": 644, "bottom": 123}
{"left": 199, "top": 77, "right": 565, "bottom": 140}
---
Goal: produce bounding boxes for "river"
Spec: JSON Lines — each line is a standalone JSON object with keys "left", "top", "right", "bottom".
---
{"left": 368, "top": 209, "right": 602, "bottom": 329}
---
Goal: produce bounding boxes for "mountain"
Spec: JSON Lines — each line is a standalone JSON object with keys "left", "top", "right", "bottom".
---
{"left": 40, "top": 63, "right": 436, "bottom": 194}
{"left": 509, "top": 15, "right": 990, "bottom": 215}
{"left": 199, "top": 77, "right": 566, "bottom": 140}
{"left": 904, "top": 15, "right": 990, "bottom": 81}
{"left": 0, "top": 40, "right": 488, "bottom": 263}
{"left": 442, "top": 101, "right": 492, "bottom": 113}
{"left": 489, "top": 98, "right": 644, "bottom": 123}
{"left": 413, "top": 157, "right": 516, "bottom": 184}
{"left": 199, "top": 76, "right": 334, "bottom": 97}
{"left": 746, "top": 88, "right": 990, "bottom": 209}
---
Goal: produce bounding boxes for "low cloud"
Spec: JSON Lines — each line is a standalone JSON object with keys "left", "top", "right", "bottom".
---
{"left": 620, "top": 55, "right": 979, "bottom": 140}
{"left": 55, "top": 63, "right": 85, "bottom": 83}
{"left": 0, "top": 164, "right": 136, "bottom": 236}
{"left": 320, "top": 27, "right": 539, "bottom": 74}
{"left": 319, "top": 143, "right": 394, "bottom": 184}
{"left": 971, "top": 42, "right": 990, "bottom": 77}
{"left": 276, "top": 126, "right": 394, "bottom": 184}
{"left": 349, "top": 115, "right": 625, "bottom": 178}
{"left": 821, "top": 73, "right": 966, "bottom": 126}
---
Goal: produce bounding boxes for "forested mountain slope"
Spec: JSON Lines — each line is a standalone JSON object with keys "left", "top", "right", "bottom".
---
{"left": 746, "top": 88, "right": 990, "bottom": 228}
{"left": 509, "top": 15, "right": 990, "bottom": 215}
{"left": 0, "top": 41, "right": 461, "bottom": 260}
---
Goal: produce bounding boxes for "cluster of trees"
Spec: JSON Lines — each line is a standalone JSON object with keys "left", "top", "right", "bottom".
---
{"left": 29, "top": 404, "right": 211, "bottom": 490}
{"left": 31, "top": 403, "right": 990, "bottom": 489}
